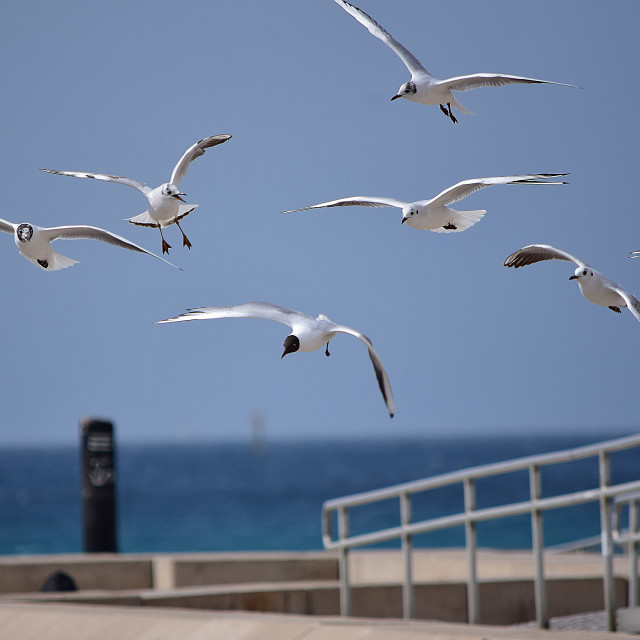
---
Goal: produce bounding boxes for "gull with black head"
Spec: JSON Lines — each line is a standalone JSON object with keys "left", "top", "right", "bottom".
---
{"left": 334, "top": 0, "right": 577, "bottom": 123}
{"left": 284, "top": 174, "right": 567, "bottom": 233}
{"left": 504, "top": 244, "right": 640, "bottom": 322}
{"left": 0, "top": 217, "right": 178, "bottom": 271}
{"left": 157, "top": 301, "right": 394, "bottom": 418}
{"left": 41, "top": 134, "right": 231, "bottom": 254}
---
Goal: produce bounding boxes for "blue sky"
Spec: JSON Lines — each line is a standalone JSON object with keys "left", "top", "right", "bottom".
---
{"left": 1, "top": 1, "right": 639, "bottom": 445}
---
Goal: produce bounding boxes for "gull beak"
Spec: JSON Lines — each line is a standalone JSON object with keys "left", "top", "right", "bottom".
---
{"left": 390, "top": 94, "right": 401, "bottom": 101}
{"left": 174, "top": 193, "right": 187, "bottom": 203}
{"left": 569, "top": 275, "right": 579, "bottom": 280}
{"left": 401, "top": 217, "right": 407, "bottom": 224}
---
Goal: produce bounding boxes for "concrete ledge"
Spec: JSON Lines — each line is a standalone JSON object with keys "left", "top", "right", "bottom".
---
{"left": 1, "top": 576, "right": 628, "bottom": 626}
{"left": 1, "top": 602, "right": 637, "bottom": 640}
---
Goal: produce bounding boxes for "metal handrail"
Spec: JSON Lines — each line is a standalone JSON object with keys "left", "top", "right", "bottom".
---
{"left": 321, "top": 433, "right": 640, "bottom": 631}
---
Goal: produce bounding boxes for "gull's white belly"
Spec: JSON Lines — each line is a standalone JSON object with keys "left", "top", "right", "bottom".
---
{"left": 148, "top": 197, "right": 180, "bottom": 225}
{"left": 411, "top": 79, "right": 451, "bottom": 106}
{"left": 579, "top": 281, "right": 625, "bottom": 308}
{"left": 15, "top": 234, "right": 48, "bottom": 261}
{"left": 294, "top": 324, "right": 337, "bottom": 353}
{"left": 404, "top": 205, "right": 448, "bottom": 231}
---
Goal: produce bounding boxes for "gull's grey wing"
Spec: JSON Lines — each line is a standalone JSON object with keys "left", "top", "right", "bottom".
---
{"left": 41, "top": 225, "right": 180, "bottom": 268}
{"left": 157, "top": 301, "right": 310, "bottom": 328}
{"left": 442, "top": 73, "right": 578, "bottom": 93}
{"left": 283, "top": 196, "right": 408, "bottom": 214}
{"left": 614, "top": 287, "right": 640, "bottom": 324}
{"left": 333, "top": 324, "right": 394, "bottom": 418}
{"left": 430, "top": 174, "right": 568, "bottom": 208}
{"left": 504, "top": 244, "right": 587, "bottom": 269}
{"left": 41, "top": 169, "right": 152, "bottom": 197}
{"left": 334, "top": 0, "right": 429, "bottom": 76}
{"left": 169, "top": 134, "right": 232, "bottom": 186}
{"left": 0, "top": 218, "right": 16, "bottom": 234}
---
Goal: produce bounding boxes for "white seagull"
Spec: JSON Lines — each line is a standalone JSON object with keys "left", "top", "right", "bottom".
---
{"left": 0, "top": 217, "right": 178, "bottom": 271}
{"left": 334, "top": 0, "right": 577, "bottom": 123}
{"left": 157, "top": 301, "right": 395, "bottom": 418}
{"left": 41, "top": 134, "right": 232, "bottom": 254}
{"left": 504, "top": 244, "right": 640, "bottom": 322}
{"left": 283, "top": 174, "right": 567, "bottom": 233}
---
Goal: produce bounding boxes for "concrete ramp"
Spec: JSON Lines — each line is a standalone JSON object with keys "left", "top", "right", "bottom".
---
{"left": 0, "top": 602, "right": 635, "bottom": 640}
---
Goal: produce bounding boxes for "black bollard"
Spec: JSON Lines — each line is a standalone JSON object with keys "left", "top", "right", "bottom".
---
{"left": 80, "top": 418, "right": 118, "bottom": 552}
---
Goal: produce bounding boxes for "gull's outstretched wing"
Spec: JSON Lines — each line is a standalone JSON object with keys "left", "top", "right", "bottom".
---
{"left": 0, "top": 218, "right": 16, "bottom": 234}
{"left": 334, "top": 0, "right": 429, "bottom": 76}
{"left": 41, "top": 225, "right": 180, "bottom": 268}
{"left": 283, "top": 196, "right": 408, "bottom": 214}
{"left": 504, "top": 244, "right": 587, "bottom": 269}
{"left": 334, "top": 324, "right": 394, "bottom": 419}
{"left": 170, "top": 135, "right": 232, "bottom": 187}
{"left": 430, "top": 174, "right": 568, "bottom": 208}
{"left": 41, "top": 169, "right": 152, "bottom": 197}
{"left": 157, "top": 301, "right": 310, "bottom": 329}
{"left": 614, "top": 287, "right": 640, "bottom": 324}
{"left": 442, "top": 73, "right": 578, "bottom": 93}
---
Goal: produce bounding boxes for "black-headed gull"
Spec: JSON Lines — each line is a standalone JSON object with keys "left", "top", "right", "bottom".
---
{"left": 0, "top": 217, "right": 178, "bottom": 271}
{"left": 504, "top": 244, "right": 640, "bottom": 322}
{"left": 41, "top": 134, "right": 231, "bottom": 254}
{"left": 283, "top": 174, "right": 567, "bottom": 232}
{"left": 157, "top": 301, "right": 394, "bottom": 418}
{"left": 334, "top": 0, "right": 577, "bottom": 123}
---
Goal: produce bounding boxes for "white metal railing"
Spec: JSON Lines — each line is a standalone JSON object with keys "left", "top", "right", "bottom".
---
{"left": 321, "top": 433, "right": 640, "bottom": 631}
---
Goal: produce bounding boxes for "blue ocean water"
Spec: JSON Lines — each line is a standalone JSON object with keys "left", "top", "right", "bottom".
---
{"left": 1, "top": 432, "right": 638, "bottom": 556}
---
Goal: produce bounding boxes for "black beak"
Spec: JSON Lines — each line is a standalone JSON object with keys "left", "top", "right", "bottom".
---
{"left": 569, "top": 275, "right": 579, "bottom": 280}
{"left": 282, "top": 343, "right": 297, "bottom": 359}
{"left": 390, "top": 94, "right": 401, "bottom": 101}
{"left": 401, "top": 217, "right": 407, "bottom": 224}
{"left": 174, "top": 193, "right": 187, "bottom": 203}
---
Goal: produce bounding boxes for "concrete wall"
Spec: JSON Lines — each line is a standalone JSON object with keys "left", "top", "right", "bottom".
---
{"left": 347, "top": 578, "right": 629, "bottom": 625}
{"left": 168, "top": 552, "right": 338, "bottom": 588}
{"left": 0, "top": 552, "right": 337, "bottom": 594}
{"left": 0, "top": 550, "right": 631, "bottom": 626}
{"left": 0, "top": 555, "right": 152, "bottom": 593}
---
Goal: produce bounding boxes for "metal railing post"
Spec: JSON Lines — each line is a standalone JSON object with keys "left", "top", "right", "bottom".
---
{"left": 400, "top": 492, "right": 414, "bottom": 619}
{"left": 337, "top": 506, "right": 351, "bottom": 616}
{"left": 630, "top": 497, "right": 639, "bottom": 607}
{"left": 599, "top": 450, "right": 616, "bottom": 632}
{"left": 464, "top": 476, "right": 479, "bottom": 624}
{"left": 529, "top": 463, "right": 548, "bottom": 629}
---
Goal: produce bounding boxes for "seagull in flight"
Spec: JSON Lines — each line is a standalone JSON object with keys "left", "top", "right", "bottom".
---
{"left": 283, "top": 174, "right": 567, "bottom": 233}
{"left": 504, "top": 244, "right": 640, "bottom": 322}
{"left": 157, "top": 301, "right": 395, "bottom": 418}
{"left": 41, "top": 134, "right": 232, "bottom": 254}
{"left": 0, "top": 217, "right": 178, "bottom": 271}
{"left": 334, "top": 0, "right": 577, "bottom": 123}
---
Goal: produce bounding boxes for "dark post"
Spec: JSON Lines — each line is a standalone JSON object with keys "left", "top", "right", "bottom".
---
{"left": 80, "top": 418, "right": 118, "bottom": 552}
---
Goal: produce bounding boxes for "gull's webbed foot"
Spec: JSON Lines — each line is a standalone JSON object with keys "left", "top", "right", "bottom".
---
{"left": 176, "top": 221, "right": 192, "bottom": 250}
{"left": 447, "top": 103, "right": 458, "bottom": 124}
